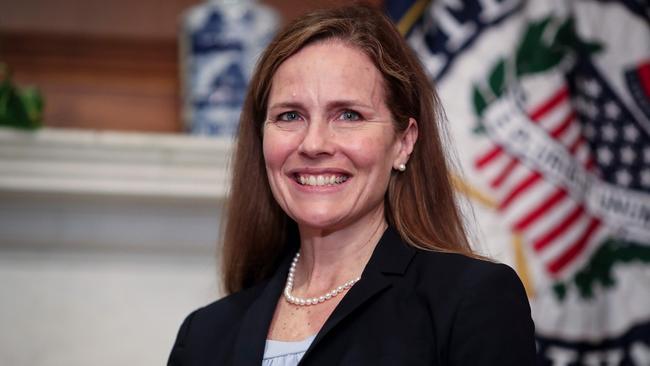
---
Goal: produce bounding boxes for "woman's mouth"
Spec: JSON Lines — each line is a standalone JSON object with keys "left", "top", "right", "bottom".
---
{"left": 294, "top": 174, "right": 350, "bottom": 186}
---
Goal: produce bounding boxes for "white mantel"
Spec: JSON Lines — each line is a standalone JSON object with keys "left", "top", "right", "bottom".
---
{"left": 0, "top": 127, "right": 233, "bottom": 200}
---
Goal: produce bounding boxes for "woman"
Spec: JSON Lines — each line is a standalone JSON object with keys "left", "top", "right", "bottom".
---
{"left": 169, "top": 5, "right": 535, "bottom": 366}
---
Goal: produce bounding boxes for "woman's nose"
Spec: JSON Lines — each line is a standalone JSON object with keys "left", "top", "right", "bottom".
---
{"left": 297, "top": 119, "right": 335, "bottom": 157}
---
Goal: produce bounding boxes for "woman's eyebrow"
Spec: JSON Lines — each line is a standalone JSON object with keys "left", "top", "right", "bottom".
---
{"left": 326, "top": 100, "right": 374, "bottom": 110}
{"left": 267, "top": 101, "right": 304, "bottom": 110}
{"left": 267, "top": 99, "right": 375, "bottom": 111}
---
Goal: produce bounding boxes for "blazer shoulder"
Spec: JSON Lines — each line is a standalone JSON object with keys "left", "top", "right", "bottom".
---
{"left": 191, "top": 280, "right": 267, "bottom": 327}
{"left": 172, "top": 280, "right": 267, "bottom": 346}
{"left": 407, "top": 249, "right": 529, "bottom": 311}
{"left": 168, "top": 280, "right": 271, "bottom": 365}
{"left": 411, "top": 249, "right": 522, "bottom": 289}
{"left": 409, "top": 250, "right": 536, "bottom": 365}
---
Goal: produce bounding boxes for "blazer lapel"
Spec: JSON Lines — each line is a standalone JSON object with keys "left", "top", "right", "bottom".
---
{"left": 231, "top": 254, "right": 292, "bottom": 366}
{"left": 301, "top": 227, "right": 416, "bottom": 362}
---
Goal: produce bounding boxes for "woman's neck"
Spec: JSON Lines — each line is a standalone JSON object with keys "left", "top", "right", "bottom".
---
{"left": 293, "top": 207, "right": 387, "bottom": 296}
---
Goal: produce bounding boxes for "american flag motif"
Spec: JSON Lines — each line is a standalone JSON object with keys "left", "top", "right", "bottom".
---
{"left": 574, "top": 61, "right": 650, "bottom": 192}
{"left": 473, "top": 77, "right": 607, "bottom": 277}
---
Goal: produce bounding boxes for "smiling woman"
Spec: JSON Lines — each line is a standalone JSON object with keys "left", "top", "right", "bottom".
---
{"left": 168, "top": 5, "right": 536, "bottom": 366}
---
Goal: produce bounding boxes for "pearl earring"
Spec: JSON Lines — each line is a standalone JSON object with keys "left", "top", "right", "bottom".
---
{"left": 398, "top": 163, "right": 406, "bottom": 172}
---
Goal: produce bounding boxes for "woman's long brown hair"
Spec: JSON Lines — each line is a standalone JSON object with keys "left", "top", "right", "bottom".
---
{"left": 222, "top": 5, "right": 474, "bottom": 294}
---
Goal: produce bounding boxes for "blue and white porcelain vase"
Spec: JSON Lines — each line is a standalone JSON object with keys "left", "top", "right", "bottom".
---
{"left": 180, "top": 0, "right": 279, "bottom": 136}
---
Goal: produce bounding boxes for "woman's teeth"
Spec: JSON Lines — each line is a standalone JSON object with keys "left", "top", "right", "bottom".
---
{"left": 297, "top": 174, "right": 348, "bottom": 186}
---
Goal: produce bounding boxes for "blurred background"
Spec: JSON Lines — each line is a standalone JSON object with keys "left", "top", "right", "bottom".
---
{"left": 0, "top": 1, "right": 377, "bottom": 365}
{"left": 0, "top": 0, "right": 383, "bottom": 133}
{"left": 1, "top": 0, "right": 648, "bottom": 365}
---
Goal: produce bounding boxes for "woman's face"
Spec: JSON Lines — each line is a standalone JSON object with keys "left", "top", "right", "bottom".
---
{"left": 263, "top": 40, "right": 416, "bottom": 232}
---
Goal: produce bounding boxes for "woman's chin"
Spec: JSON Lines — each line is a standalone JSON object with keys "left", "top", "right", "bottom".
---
{"left": 285, "top": 199, "right": 385, "bottom": 234}
{"left": 290, "top": 209, "right": 348, "bottom": 232}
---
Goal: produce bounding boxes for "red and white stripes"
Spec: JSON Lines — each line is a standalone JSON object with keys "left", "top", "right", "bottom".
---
{"left": 473, "top": 85, "right": 604, "bottom": 277}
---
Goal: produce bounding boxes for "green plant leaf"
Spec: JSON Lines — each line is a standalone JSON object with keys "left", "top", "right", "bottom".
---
{"left": 555, "top": 17, "right": 603, "bottom": 56}
{"left": 552, "top": 237, "right": 650, "bottom": 301}
{"left": 0, "top": 64, "right": 43, "bottom": 130}
{"left": 472, "top": 84, "right": 488, "bottom": 116}
{"left": 489, "top": 59, "right": 507, "bottom": 97}
{"left": 515, "top": 17, "right": 565, "bottom": 75}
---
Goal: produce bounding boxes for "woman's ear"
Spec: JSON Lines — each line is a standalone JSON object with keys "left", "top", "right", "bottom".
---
{"left": 394, "top": 118, "right": 418, "bottom": 170}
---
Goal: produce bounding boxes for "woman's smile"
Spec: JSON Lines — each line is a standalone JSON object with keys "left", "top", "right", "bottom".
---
{"left": 287, "top": 168, "right": 352, "bottom": 191}
{"left": 293, "top": 173, "right": 350, "bottom": 187}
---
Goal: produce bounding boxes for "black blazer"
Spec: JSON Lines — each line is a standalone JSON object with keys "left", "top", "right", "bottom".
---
{"left": 168, "top": 227, "right": 536, "bottom": 365}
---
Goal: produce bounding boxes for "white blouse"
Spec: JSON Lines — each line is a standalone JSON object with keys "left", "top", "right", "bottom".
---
{"left": 262, "top": 335, "right": 317, "bottom": 366}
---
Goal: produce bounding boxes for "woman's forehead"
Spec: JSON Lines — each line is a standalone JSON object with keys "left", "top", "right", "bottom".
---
{"left": 268, "top": 40, "right": 386, "bottom": 107}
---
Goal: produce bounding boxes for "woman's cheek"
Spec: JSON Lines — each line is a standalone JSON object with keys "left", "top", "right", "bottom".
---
{"left": 345, "top": 136, "right": 393, "bottom": 168}
{"left": 263, "top": 132, "right": 290, "bottom": 169}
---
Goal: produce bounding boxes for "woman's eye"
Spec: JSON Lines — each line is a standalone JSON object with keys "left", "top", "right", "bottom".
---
{"left": 278, "top": 111, "right": 301, "bottom": 121}
{"left": 339, "top": 110, "right": 361, "bottom": 121}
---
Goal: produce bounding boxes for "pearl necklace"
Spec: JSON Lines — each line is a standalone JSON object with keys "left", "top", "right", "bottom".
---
{"left": 283, "top": 252, "right": 361, "bottom": 306}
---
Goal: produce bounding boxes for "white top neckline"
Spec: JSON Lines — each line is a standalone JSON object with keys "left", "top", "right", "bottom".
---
{"left": 263, "top": 334, "right": 317, "bottom": 360}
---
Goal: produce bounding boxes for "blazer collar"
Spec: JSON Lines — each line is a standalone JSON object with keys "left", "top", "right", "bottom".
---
{"left": 231, "top": 226, "right": 416, "bottom": 366}
{"left": 231, "top": 252, "right": 293, "bottom": 365}
{"left": 363, "top": 225, "right": 416, "bottom": 275}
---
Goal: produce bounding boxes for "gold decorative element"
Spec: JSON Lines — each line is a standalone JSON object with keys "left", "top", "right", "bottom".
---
{"left": 451, "top": 174, "right": 535, "bottom": 298}
{"left": 451, "top": 173, "right": 498, "bottom": 209}
{"left": 396, "top": 0, "right": 431, "bottom": 35}
{"left": 513, "top": 233, "right": 535, "bottom": 298}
